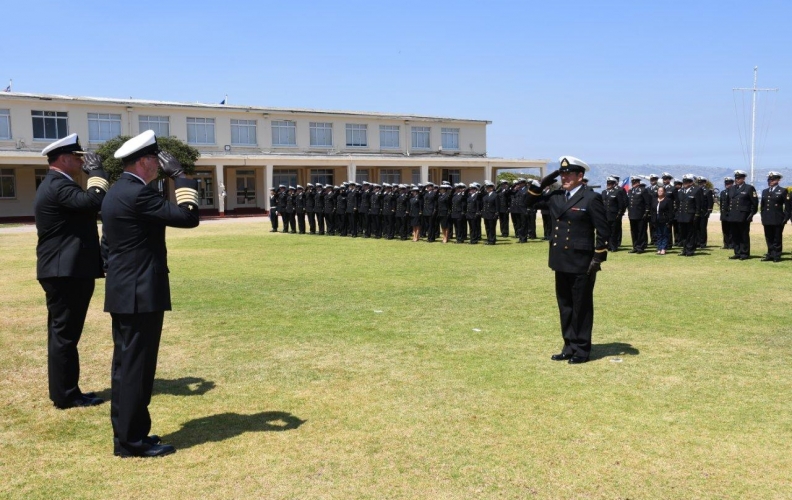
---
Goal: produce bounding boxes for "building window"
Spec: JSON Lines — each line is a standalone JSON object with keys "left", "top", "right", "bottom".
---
{"left": 309, "top": 122, "right": 333, "bottom": 147}
{"left": 441, "top": 128, "right": 460, "bottom": 150}
{"left": 194, "top": 171, "right": 214, "bottom": 207}
{"left": 272, "top": 120, "right": 297, "bottom": 147}
{"left": 32, "top": 111, "right": 68, "bottom": 141}
{"left": 411, "top": 126, "right": 430, "bottom": 149}
{"left": 187, "top": 117, "right": 215, "bottom": 144}
{"left": 380, "top": 169, "right": 401, "bottom": 184}
{"left": 345, "top": 124, "right": 368, "bottom": 147}
{"left": 88, "top": 113, "right": 122, "bottom": 142}
{"left": 231, "top": 119, "right": 257, "bottom": 145}
{"left": 0, "top": 169, "right": 15, "bottom": 198}
{"left": 274, "top": 169, "right": 298, "bottom": 188}
{"left": 379, "top": 125, "right": 400, "bottom": 149}
{"left": 139, "top": 115, "right": 170, "bottom": 137}
{"left": 235, "top": 170, "right": 256, "bottom": 205}
{"left": 310, "top": 169, "right": 334, "bottom": 186}
{"left": 442, "top": 169, "right": 461, "bottom": 184}
{"left": 0, "top": 109, "right": 10, "bottom": 139}
{"left": 412, "top": 169, "right": 421, "bottom": 184}
{"left": 356, "top": 169, "right": 369, "bottom": 183}
{"left": 35, "top": 169, "right": 48, "bottom": 190}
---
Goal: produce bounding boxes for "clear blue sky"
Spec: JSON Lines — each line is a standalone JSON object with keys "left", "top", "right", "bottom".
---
{"left": 3, "top": 0, "right": 789, "bottom": 169}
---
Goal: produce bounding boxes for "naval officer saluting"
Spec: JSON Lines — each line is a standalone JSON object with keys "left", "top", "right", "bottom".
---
{"left": 102, "top": 130, "right": 200, "bottom": 457}
{"left": 35, "top": 134, "right": 109, "bottom": 409}
{"left": 525, "top": 156, "right": 610, "bottom": 364}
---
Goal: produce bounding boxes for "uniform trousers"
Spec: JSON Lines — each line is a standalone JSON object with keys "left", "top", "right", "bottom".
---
{"left": 697, "top": 215, "right": 710, "bottom": 246}
{"left": 110, "top": 311, "right": 164, "bottom": 444}
{"left": 316, "top": 212, "right": 325, "bottom": 234}
{"left": 280, "top": 212, "right": 290, "bottom": 232}
{"left": 383, "top": 213, "right": 395, "bottom": 239}
{"left": 453, "top": 217, "right": 466, "bottom": 242}
{"left": 347, "top": 212, "right": 358, "bottom": 236}
{"left": 324, "top": 213, "right": 334, "bottom": 234}
{"left": 763, "top": 224, "right": 784, "bottom": 259}
{"left": 360, "top": 213, "right": 370, "bottom": 236}
{"left": 542, "top": 213, "right": 552, "bottom": 240}
{"left": 484, "top": 217, "right": 497, "bottom": 243}
{"left": 511, "top": 213, "right": 522, "bottom": 239}
{"left": 423, "top": 214, "right": 438, "bottom": 241}
{"left": 307, "top": 211, "right": 316, "bottom": 233}
{"left": 296, "top": 212, "right": 306, "bottom": 234}
{"left": 678, "top": 221, "right": 696, "bottom": 255}
{"left": 730, "top": 221, "right": 751, "bottom": 258}
{"left": 606, "top": 219, "right": 620, "bottom": 251}
{"left": 39, "top": 277, "right": 95, "bottom": 407}
{"left": 555, "top": 271, "right": 596, "bottom": 359}
{"left": 525, "top": 210, "right": 537, "bottom": 238}
{"left": 498, "top": 212, "right": 510, "bottom": 237}
{"left": 467, "top": 216, "right": 482, "bottom": 243}
{"left": 396, "top": 216, "right": 409, "bottom": 239}
{"left": 369, "top": 214, "right": 381, "bottom": 237}
{"left": 335, "top": 213, "right": 347, "bottom": 236}
{"left": 629, "top": 218, "right": 648, "bottom": 251}
{"left": 269, "top": 210, "right": 279, "bottom": 231}
{"left": 720, "top": 220, "right": 732, "bottom": 248}
{"left": 649, "top": 221, "right": 657, "bottom": 245}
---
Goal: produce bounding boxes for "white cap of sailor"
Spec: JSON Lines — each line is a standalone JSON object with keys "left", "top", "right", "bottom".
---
{"left": 682, "top": 174, "right": 695, "bottom": 182}
{"left": 768, "top": 171, "right": 783, "bottom": 180}
{"left": 41, "top": 133, "right": 85, "bottom": 161}
{"left": 114, "top": 130, "right": 159, "bottom": 163}
{"left": 606, "top": 176, "right": 618, "bottom": 183}
{"left": 734, "top": 170, "right": 748, "bottom": 178}
{"left": 661, "top": 172, "right": 673, "bottom": 179}
{"left": 558, "top": 156, "right": 589, "bottom": 173}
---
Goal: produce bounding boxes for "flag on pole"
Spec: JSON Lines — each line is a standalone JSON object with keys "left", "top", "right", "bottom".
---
{"left": 620, "top": 177, "right": 630, "bottom": 192}
{"left": 3, "top": 80, "right": 11, "bottom": 92}
{"left": 220, "top": 94, "right": 227, "bottom": 105}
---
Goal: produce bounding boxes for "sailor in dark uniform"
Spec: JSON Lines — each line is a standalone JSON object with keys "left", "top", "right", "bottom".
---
{"left": 672, "top": 178, "right": 683, "bottom": 245}
{"left": 696, "top": 177, "right": 714, "bottom": 247}
{"left": 335, "top": 184, "right": 348, "bottom": 236}
{"left": 725, "top": 170, "right": 758, "bottom": 260}
{"left": 760, "top": 171, "right": 790, "bottom": 262}
{"left": 627, "top": 176, "right": 651, "bottom": 253}
{"left": 525, "top": 156, "right": 610, "bottom": 364}
{"left": 102, "top": 130, "right": 200, "bottom": 457}
{"left": 421, "top": 183, "right": 438, "bottom": 242}
{"left": 437, "top": 183, "right": 452, "bottom": 243}
{"left": 394, "top": 184, "right": 409, "bottom": 240}
{"left": 323, "top": 185, "right": 336, "bottom": 235}
{"left": 496, "top": 180, "right": 511, "bottom": 237}
{"left": 382, "top": 184, "right": 397, "bottom": 239}
{"left": 359, "top": 182, "right": 371, "bottom": 237}
{"left": 451, "top": 183, "right": 467, "bottom": 243}
{"left": 601, "top": 177, "right": 625, "bottom": 252}
{"left": 482, "top": 182, "right": 499, "bottom": 244}
{"left": 34, "top": 133, "right": 108, "bottom": 409}
{"left": 647, "top": 174, "right": 660, "bottom": 245}
{"left": 268, "top": 188, "right": 279, "bottom": 232}
{"left": 294, "top": 185, "right": 306, "bottom": 234}
{"left": 719, "top": 177, "right": 733, "bottom": 249}
{"left": 315, "top": 185, "right": 326, "bottom": 235}
{"left": 346, "top": 182, "right": 359, "bottom": 237}
{"left": 305, "top": 183, "right": 316, "bottom": 234}
{"left": 369, "top": 184, "right": 383, "bottom": 238}
{"left": 466, "top": 183, "right": 482, "bottom": 244}
{"left": 408, "top": 186, "right": 422, "bottom": 241}
{"left": 675, "top": 174, "right": 703, "bottom": 256}
{"left": 660, "top": 173, "right": 677, "bottom": 249}
{"left": 276, "top": 185, "right": 288, "bottom": 232}
{"left": 509, "top": 180, "right": 522, "bottom": 240}
{"left": 284, "top": 186, "right": 297, "bottom": 233}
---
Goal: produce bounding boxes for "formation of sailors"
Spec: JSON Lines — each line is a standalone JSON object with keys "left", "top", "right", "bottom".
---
{"left": 266, "top": 169, "right": 790, "bottom": 259}
{"left": 268, "top": 178, "right": 548, "bottom": 245}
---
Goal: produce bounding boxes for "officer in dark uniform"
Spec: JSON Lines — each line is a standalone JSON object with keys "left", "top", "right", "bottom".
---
{"left": 482, "top": 182, "right": 499, "bottom": 244}
{"left": 450, "top": 183, "right": 467, "bottom": 243}
{"left": 359, "top": 182, "right": 371, "bottom": 237}
{"left": 512, "top": 179, "right": 529, "bottom": 242}
{"left": 647, "top": 174, "right": 660, "bottom": 245}
{"left": 268, "top": 188, "right": 279, "bottom": 232}
{"left": 627, "top": 176, "right": 651, "bottom": 253}
{"left": 276, "top": 185, "right": 288, "bottom": 232}
{"left": 335, "top": 184, "right": 348, "bottom": 236}
{"left": 394, "top": 184, "right": 409, "bottom": 240}
{"left": 408, "top": 185, "right": 423, "bottom": 241}
{"left": 760, "top": 171, "right": 790, "bottom": 262}
{"left": 672, "top": 178, "right": 684, "bottom": 245}
{"left": 675, "top": 174, "right": 703, "bottom": 256}
{"left": 382, "top": 184, "right": 397, "bottom": 239}
{"left": 660, "top": 173, "right": 677, "bottom": 249}
{"left": 305, "top": 183, "right": 316, "bottom": 234}
{"left": 294, "top": 185, "right": 306, "bottom": 234}
{"left": 369, "top": 184, "right": 383, "bottom": 238}
{"left": 284, "top": 186, "right": 296, "bottom": 233}
{"left": 696, "top": 177, "right": 714, "bottom": 248}
{"left": 525, "top": 156, "right": 610, "bottom": 364}
{"left": 725, "top": 170, "right": 758, "bottom": 260}
{"left": 421, "top": 183, "right": 438, "bottom": 242}
{"left": 35, "top": 133, "right": 108, "bottom": 409}
{"left": 346, "top": 182, "right": 359, "bottom": 237}
{"left": 323, "top": 185, "right": 336, "bottom": 235}
{"left": 719, "top": 177, "right": 733, "bottom": 249}
{"left": 466, "top": 183, "right": 482, "bottom": 244}
{"left": 315, "top": 185, "right": 326, "bottom": 235}
{"left": 508, "top": 180, "right": 522, "bottom": 240}
{"left": 437, "top": 183, "right": 452, "bottom": 243}
{"left": 601, "top": 176, "right": 625, "bottom": 252}
{"left": 102, "top": 130, "right": 200, "bottom": 457}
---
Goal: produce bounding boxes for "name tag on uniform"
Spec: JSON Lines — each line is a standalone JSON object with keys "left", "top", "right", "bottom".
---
{"left": 571, "top": 208, "right": 586, "bottom": 212}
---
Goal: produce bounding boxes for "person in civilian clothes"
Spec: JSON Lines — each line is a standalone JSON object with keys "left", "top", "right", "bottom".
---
{"left": 35, "top": 133, "right": 108, "bottom": 410}
{"left": 525, "top": 156, "right": 610, "bottom": 364}
{"left": 315, "top": 185, "right": 326, "bottom": 235}
{"left": 482, "top": 182, "right": 499, "bottom": 245}
{"left": 627, "top": 176, "right": 651, "bottom": 253}
{"left": 451, "top": 183, "right": 467, "bottom": 243}
{"left": 276, "top": 184, "right": 288, "bottom": 233}
{"left": 760, "top": 171, "right": 790, "bottom": 262}
{"left": 675, "top": 174, "right": 703, "bottom": 257}
{"left": 725, "top": 170, "right": 758, "bottom": 260}
{"left": 421, "top": 183, "right": 438, "bottom": 242}
{"left": 305, "top": 183, "right": 317, "bottom": 234}
{"left": 323, "top": 186, "right": 336, "bottom": 235}
{"left": 719, "top": 177, "right": 733, "bottom": 249}
{"left": 382, "top": 184, "right": 397, "bottom": 239}
{"left": 268, "top": 188, "right": 279, "bottom": 232}
{"left": 102, "top": 130, "right": 200, "bottom": 457}
{"left": 346, "top": 182, "right": 359, "bottom": 237}
{"left": 651, "top": 186, "right": 674, "bottom": 255}
{"left": 409, "top": 186, "right": 422, "bottom": 241}
{"left": 646, "top": 174, "right": 660, "bottom": 245}
{"left": 696, "top": 177, "right": 714, "bottom": 248}
{"left": 437, "top": 183, "right": 452, "bottom": 243}
{"left": 466, "top": 183, "right": 483, "bottom": 244}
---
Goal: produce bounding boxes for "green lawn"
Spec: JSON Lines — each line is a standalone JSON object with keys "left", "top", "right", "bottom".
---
{"left": 1, "top": 220, "right": 790, "bottom": 499}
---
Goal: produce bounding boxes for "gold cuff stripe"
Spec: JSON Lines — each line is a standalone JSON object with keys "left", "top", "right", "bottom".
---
{"left": 528, "top": 190, "right": 541, "bottom": 196}
{"left": 595, "top": 248, "right": 608, "bottom": 253}
{"left": 175, "top": 187, "right": 199, "bottom": 205}
{"left": 86, "top": 177, "right": 109, "bottom": 191}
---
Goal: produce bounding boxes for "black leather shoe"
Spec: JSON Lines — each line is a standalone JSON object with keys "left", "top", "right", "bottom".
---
{"left": 115, "top": 441, "right": 176, "bottom": 458}
{"left": 739, "top": 256, "right": 750, "bottom": 260}
{"left": 628, "top": 249, "right": 637, "bottom": 253}
{"left": 761, "top": 256, "right": 773, "bottom": 262}
{"left": 774, "top": 258, "right": 781, "bottom": 262}
{"left": 728, "top": 255, "right": 741, "bottom": 260}
{"left": 551, "top": 353, "right": 573, "bottom": 361}
{"left": 55, "top": 394, "right": 104, "bottom": 409}
{"left": 568, "top": 356, "right": 589, "bottom": 364}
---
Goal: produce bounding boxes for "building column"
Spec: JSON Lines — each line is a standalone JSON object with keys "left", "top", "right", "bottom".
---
{"left": 484, "top": 163, "right": 493, "bottom": 183}
{"left": 215, "top": 164, "right": 226, "bottom": 216}
{"left": 420, "top": 164, "right": 429, "bottom": 184}
{"left": 348, "top": 163, "right": 357, "bottom": 183}
{"left": 265, "top": 164, "right": 274, "bottom": 210}
{"left": 256, "top": 166, "right": 266, "bottom": 209}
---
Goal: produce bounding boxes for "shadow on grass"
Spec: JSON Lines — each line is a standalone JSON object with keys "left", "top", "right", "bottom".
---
{"left": 163, "top": 411, "right": 306, "bottom": 450}
{"left": 93, "top": 376, "right": 216, "bottom": 400}
{"left": 590, "top": 342, "right": 639, "bottom": 361}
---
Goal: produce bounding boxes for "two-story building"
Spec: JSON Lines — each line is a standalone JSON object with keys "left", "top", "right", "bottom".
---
{"left": 0, "top": 92, "right": 546, "bottom": 221}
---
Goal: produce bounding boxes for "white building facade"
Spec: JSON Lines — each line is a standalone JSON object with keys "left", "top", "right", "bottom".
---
{"left": 0, "top": 92, "right": 546, "bottom": 220}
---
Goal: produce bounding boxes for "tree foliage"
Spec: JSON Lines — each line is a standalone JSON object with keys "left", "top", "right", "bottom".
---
{"left": 95, "top": 135, "right": 200, "bottom": 183}
{"left": 496, "top": 171, "right": 540, "bottom": 184}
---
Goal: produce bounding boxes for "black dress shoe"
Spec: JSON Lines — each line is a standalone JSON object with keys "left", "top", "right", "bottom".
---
{"left": 739, "top": 256, "right": 750, "bottom": 260}
{"left": 774, "top": 258, "right": 781, "bottom": 262}
{"left": 551, "top": 353, "right": 573, "bottom": 361}
{"left": 115, "top": 441, "right": 176, "bottom": 458}
{"left": 568, "top": 356, "right": 589, "bottom": 364}
{"left": 761, "top": 256, "right": 773, "bottom": 262}
{"left": 628, "top": 249, "right": 637, "bottom": 253}
{"left": 55, "top": 394, "right": 105, "bottom": 409}
{"left": 728, "top": 255, "right": 741, "bottom": 260}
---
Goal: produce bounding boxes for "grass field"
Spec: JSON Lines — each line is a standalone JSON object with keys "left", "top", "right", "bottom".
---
{"left": 1, "top": 219, "right": 791, "bottom": 499}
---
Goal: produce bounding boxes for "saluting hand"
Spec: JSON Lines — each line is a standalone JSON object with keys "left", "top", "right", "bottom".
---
{"left": 158, "top": 151, "right": 184, "bottom": 178}
{"left": 539, "top": 170, "right": 559, "bottom": 190}
{"left": 81, "top": 152, "right": 107, "bottom": 178}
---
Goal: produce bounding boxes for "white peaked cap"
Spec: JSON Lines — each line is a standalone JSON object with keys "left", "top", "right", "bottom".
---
{"left": 114, "top": 130, "right": 158, "bottom": 160}
{"left": 41, "top": 133, "right": 84, "bottom": 157}
{"left": 558, "top": 156, "right": 589, "bottom": 172}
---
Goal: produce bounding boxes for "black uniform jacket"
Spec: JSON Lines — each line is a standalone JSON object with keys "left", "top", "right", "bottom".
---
{"left": 422, "top": 190, "right": 437, "bottom": 215}
{"left": 526, "top": 186, "right": 610, "bottom": 274}
{"left": 101, "top": 173, "right": 199, "bottom": 314}
{"left": 481, "top": 191, "right": 499, "bottom": 219}
{"left": 651, "top": 197, "right": 675, "bottom": 224}
{"left": 437, "top": 191, "right": 451, "bottom": 216}
{"left": 724, "top": 183, "right": 758, "bottom": 223}
{"left": 465, "top": 192, "right": 481, "bottom": 219}
{"left": 674, "top": 186, "right": 703, "bottom": 223}
{"left": 601, "top": 187, "right": 627, "bottom": 222}
{"left": 34, "top": 170, "right": 105, "bottom": 279}
{"left": 760, "top": 185, "right": 791, "bottom": 225}
{"left": 718, "top": 190, "right": 729, "bottom": 221}
{"left": 451, "top": 192, "right": 466, "bottom": 218}
{"left": 627, "top": 186, "right": 651, "bottom": 220}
